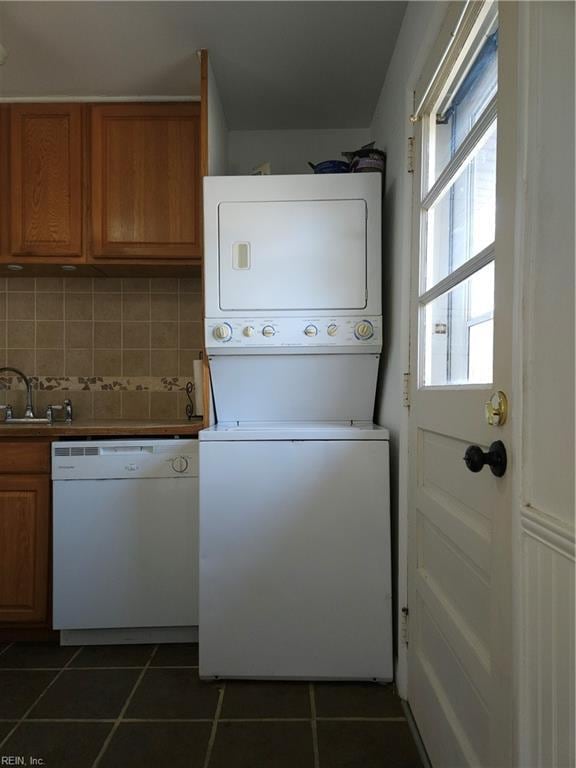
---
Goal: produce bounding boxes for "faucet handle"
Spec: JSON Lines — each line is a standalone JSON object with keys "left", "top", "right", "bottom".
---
{"left": 46, "top": 400, "right": 73, "bottom": 424}
{"left": 63, "top": 399, "right": 73, "bottom": 423}
{"left": 0, "top": 403, "right": 13, "bottom": 421}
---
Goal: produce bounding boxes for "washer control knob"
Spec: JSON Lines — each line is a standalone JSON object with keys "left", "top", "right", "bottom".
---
{"left": 304, "top": 324, "right": 318, "bottom": 337}
{"left": 354, "top": 320, "right": 374, "bottom": 340}
{"left": 262, "top": 325, "right": 275, "bottom": 338}
{"left": 171, "top": 456, "right": 189, "bottom": 473}
{"left": 327, "top": 323, "right": 338, "bottom": 337}
{"left": 213, "top": 323, "right": 232, "bottom": 341}
{"left": 243, "top": 326, "right": 255, "bottom": 337}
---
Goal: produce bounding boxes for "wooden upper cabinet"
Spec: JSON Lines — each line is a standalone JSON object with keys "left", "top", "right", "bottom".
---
{"left": 90, "top": 103, "right": 201, "bottom": 261}
{"left": 8, "top": 104, "right": 83, "bottom": 260}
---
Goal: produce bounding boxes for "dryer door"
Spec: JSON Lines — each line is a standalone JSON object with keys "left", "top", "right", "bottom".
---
{"left": 218, "top": 199, "right": 367, "bottom": 312}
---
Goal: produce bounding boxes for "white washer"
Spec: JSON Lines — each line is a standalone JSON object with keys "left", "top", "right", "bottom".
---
{"left": 199, "top": 423, "right": 392, "bottom": 681}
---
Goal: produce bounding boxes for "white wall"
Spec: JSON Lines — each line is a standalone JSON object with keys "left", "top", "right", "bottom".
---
{"left": 514, "top": 4, "right": 575, "bottom": 766}
{"left": 228, "top": 128, "right": 370, "bottom": 175}
{"left": 207, "top": 57, "right": 228, "bottom": 175}
{"left": 366, "top": 1, "right": 448, "bottom": 698}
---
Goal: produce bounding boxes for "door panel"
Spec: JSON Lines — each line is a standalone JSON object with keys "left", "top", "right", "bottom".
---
{"left": 414, "top": 595, "right": 490, "bottom": 767}
{"left": 418, "top": 599, "right": 490, "bottom": 762}
{"left": 417, "top": 512, "right": 490, "bottom": 648}
{"left": 90, "top": 103, "right": 201, "bottom": 260}
{"left": 0, "top": 475, "right": 50, "bottom": 624}
{"left": 9, "top": 104, "right": 83, "bottom": 259}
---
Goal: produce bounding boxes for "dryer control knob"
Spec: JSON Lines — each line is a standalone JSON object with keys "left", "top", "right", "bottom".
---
{"left": 304, "top": 324, "right": 318, "bottom": 337}
{"left": 213, "top": 323, "right": 232, "bottom": 341}
{"left": 354, "top": 320, "right": 374, "bottom": 340}
{"left": 243, "top": 326, "right": 255, "bottom": 337}
{"left": 262, "top": 325, "right": 275, "bottom": 338}
{"left": 327, "top": 323, "right": 338, "bottom": 337}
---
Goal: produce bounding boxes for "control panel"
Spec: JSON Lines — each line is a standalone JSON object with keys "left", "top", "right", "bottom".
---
{"left": 205, "top": 316, "right": 382, "bottom": 348}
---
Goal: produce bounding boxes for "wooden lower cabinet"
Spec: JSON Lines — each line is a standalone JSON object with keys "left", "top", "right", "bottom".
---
{"left": 0, "top": 474, "right": 50, "bottom": 624}
{"left": 0, "top": 441, "right": 52, "bottom": 633}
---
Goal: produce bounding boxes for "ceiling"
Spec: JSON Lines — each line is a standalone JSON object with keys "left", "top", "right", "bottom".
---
{"left": 0, "top": 1, "right": 407, "bottom": 130}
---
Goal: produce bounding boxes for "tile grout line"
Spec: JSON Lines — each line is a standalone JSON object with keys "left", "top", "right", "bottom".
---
{"left": 0, "top": 664, "right": 201, "bottom": 672}
{"left": 0, "top": 718, "right": 212, "bottom": 724}
{"left": 90, "top": 643, "right": 159, "bottom": 768}
{"left": 33, "top": 278, "right": 37, "bottom": 383}
{"left": 201, "top": 681, "right": 225, "bottom": 768}
{"left": 0, "top": 645, "right": 84, "bottom": 752}
{"left": 315, "top": 716, "right": 407, "bottom": 722}
{"left": 309, "top": 683, "right": 320, "bottom": 768}
{"left": 91, "top": 281, "right": 95, "bottom": 379}
{"left": 146, "top": 279, "right": 151, "bottom": 419}
{"left": 0, "top": 715, "right": 406, "bottom": 723}
{"left": 0, "top": 643, "right": 13, "bottom": 658}
{"left": 62, "top": 285, "right": 67, "bottom": 392}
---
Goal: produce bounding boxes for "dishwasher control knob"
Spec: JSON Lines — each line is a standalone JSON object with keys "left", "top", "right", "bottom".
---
{"left": 304, "top": 324, "right": 318, "bottom": 337}
{"left": 354, "top": 320, "right": 374, "bottom": 340}
{"left": 262, "top": 325, "right": 275, "bottom": 337}
{"left": 327, "top": 323, "right": 338, "bottom": 337}
{"left": 213, "top": 323, "right": 232, "bottom": 341}
{"left": 171, "top": 456, "right": 189, "bottom": 473}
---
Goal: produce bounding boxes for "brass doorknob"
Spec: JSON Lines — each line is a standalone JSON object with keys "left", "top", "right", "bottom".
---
{"left": 485, "top": 390, "right": 508, "bottom": 426}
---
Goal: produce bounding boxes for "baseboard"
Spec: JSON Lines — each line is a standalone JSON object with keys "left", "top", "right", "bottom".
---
{"left": 402, "top": 699, "right": 433, "bottom": 768}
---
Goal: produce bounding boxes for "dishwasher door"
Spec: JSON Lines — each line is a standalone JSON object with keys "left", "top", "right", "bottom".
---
{"left": 53, "top": 477, "right": 198, "bottom": 629}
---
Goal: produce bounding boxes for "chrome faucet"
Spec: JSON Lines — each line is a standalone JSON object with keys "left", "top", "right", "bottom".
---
{"left": 0, "top": 367, "right": 35, "bottom": 419}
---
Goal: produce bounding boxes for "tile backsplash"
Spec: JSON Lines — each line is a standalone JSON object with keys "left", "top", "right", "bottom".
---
{"left": 0, "top": 277, "right": 203, "bottom": 421}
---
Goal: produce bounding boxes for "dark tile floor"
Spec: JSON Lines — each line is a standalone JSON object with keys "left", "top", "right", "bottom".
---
{"left": 0, "top": 642, "right": 423, "bottom": 768}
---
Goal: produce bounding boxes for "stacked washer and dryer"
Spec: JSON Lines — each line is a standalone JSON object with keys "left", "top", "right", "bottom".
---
{"left": 199, "top": 174, "right": 392, "bottom": 681}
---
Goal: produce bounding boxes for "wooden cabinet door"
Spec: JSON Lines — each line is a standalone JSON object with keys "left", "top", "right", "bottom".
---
{"left": 0, "top": 475, "right": 50, "bottom": 624}
{"left": 90, "top": 103, "right": 201, "bottom": 261}
{"left": 9, "top": 104, "right": 83, "bottom": 259}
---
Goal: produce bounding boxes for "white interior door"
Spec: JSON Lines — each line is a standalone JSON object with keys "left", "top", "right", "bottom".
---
{"left": 407, "top": 3, "right": 515, "bottom": 766}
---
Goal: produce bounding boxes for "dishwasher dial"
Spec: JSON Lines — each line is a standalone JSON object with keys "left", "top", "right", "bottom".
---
{"left": 171, "top": 456, "right": 189, "bottom": 473}
{"left": 213, "top": 323, "right": 232, "bottom": 341}
{"left": 354, "top": 320, "right": 374, "bottom": 340}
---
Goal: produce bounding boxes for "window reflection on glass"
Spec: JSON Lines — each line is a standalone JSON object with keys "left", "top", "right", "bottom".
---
{"left": 425, "top": 120, "right": 497, "bottom": 290}
{"left": 432, "top": 30, "right": 498, "bottom": 183}
{"left": 422, "top": 262, "right": 494, "bottom": 385}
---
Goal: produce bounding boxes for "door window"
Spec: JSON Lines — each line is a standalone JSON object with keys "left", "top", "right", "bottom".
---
{"left": 418, "top": 13, "right": 498, "bottom": 386}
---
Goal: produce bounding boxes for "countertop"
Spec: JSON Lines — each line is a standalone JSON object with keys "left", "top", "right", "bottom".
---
{"left": 0, "top": 418, "right": 205, "bottom": 439}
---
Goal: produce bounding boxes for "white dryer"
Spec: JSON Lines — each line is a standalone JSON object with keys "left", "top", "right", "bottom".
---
{"left": 200, "top": 174, "right": 392, "bottom": 681}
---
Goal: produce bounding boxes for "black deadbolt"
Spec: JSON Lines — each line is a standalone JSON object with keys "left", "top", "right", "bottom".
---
{"left": 463, "top": 440, "right": 507, "bottom": 477}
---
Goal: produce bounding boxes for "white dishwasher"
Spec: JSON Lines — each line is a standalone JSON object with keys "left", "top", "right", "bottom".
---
{"left": 52, "top": 439, "right": 198, "bottom": 643}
